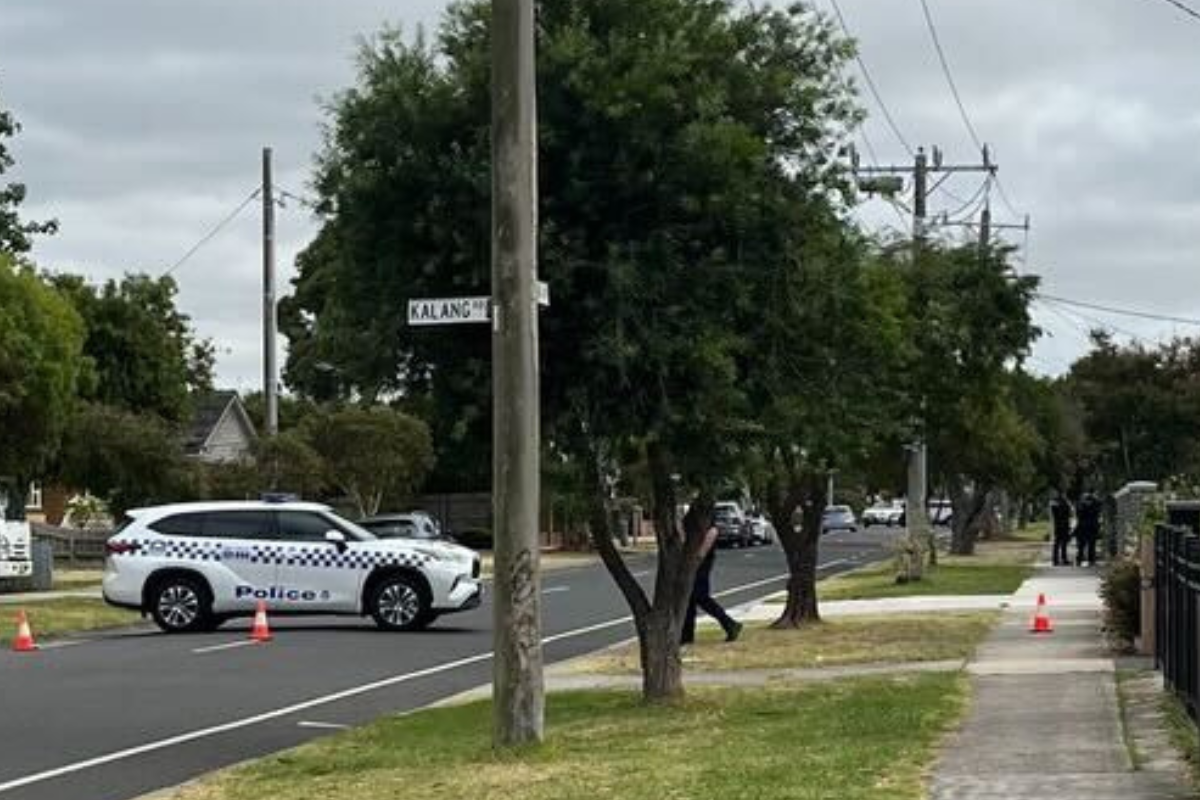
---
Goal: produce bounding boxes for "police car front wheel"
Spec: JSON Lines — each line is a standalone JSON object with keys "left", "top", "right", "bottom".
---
{"left": 149, "top": 576, "right": 214, "bottom": 633}
{"left": 368, "top": 575, "right": 433, "bottom": 631}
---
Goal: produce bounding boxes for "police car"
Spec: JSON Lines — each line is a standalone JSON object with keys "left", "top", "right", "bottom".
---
{"left": 102, "top": 500, "right": 483, "bottom": 633}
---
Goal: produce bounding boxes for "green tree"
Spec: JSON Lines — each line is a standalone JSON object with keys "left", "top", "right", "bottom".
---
{"left": 49, "top": 273, "right": 213, "bottom": 423}
{"left": 0, "top": 93, "right": 56, "bottom": 255}
{"left": 749, "top": 229, "right": 911, "bottom": 627}
{"left": 304, "top": 406, "right": 434, "bottom": 517}
{"left": 54, "top": 403, "right": 194, "bottom": 515}
{"left": 897, "top": 242, "right": 1041, "bottom": 555}
{"left": 255, "top": 431, "right": 327, "bottom": 499}
{"left": 0, "top": 255, "right": 85, "bottom": 516}
{"left": 1065, "top": 334, "right": 1200, "bottom": 488}
{"left": 285, "top": 0, "right": 860, "bottom": 699}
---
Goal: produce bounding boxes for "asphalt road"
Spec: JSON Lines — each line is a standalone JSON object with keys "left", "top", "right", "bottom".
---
{"left": 0, "top": 528, "right": 903, "bottom": 800}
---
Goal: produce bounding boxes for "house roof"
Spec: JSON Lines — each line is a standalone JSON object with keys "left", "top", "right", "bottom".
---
{"left": 185, "top": 390, "right": 256, "bottom": 454}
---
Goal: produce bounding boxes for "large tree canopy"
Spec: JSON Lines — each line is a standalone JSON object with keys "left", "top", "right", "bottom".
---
{"left": 49, "top": 273, "right": 214, "bottom": 423}
{"left": 0, "top": 255, "right": 85, "bottom": 505}
{"left": 284, "top": 0, "right": 861, "bottom": 699}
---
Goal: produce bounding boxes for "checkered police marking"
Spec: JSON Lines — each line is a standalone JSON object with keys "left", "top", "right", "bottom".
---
{"left": 112, "top": 540, "right": 430, "bottom": 570}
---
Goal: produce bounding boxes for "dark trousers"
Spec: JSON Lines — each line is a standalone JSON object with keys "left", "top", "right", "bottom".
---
{"left": 1053, "top": 533, "right": 1072, "bottom": 566}
{"left": 681, "top": 569, "right": 737, "bottom": 644}
{"left": 1077, "top": 532, "right": 1097, "bottom": 566}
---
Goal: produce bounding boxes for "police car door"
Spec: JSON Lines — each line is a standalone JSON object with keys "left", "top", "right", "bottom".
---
{"left": 273, "top": 510, "right": 360, "bottom": 613}
{"left": 198, "top": 510, "right": 280, "bottom": 612}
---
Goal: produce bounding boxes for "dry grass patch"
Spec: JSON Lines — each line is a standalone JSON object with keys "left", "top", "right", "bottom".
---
{"left": 568, "top": 612, "right": 997, "bottom": 675}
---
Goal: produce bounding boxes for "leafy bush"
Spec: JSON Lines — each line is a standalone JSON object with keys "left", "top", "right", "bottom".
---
{"left": 1101, "top": 557, "right": 1140, "bottom": 651}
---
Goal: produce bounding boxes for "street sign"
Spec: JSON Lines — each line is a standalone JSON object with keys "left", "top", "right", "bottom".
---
{"left": 408, "top": 283, "right": 551, "bottom": 327}
{"left": 408, "top": 296, "right": 491, "bottom": 326}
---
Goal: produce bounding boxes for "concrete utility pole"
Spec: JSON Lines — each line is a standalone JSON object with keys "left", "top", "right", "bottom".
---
{"left": 856, "top": 145, "right": 999, "bottom": 551}
{"left": 490, "top": 0, "right": 544, "bottom": 747}
{"left": 262, "top": 147, "right": 278, "bottom": 437}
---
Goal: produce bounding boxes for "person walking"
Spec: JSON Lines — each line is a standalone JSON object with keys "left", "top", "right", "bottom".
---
{"left": 1076, "top": 492, "right": 1102, "bottom": 567}
{"left": 1050, "top": 492, "right": 1074, "bottom": 567}
{"left": 681, "top": 521, "right": 743, "bottom": 645}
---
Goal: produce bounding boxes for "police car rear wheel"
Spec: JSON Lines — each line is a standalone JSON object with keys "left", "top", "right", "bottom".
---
{"left": 150, "top": 577, "right": 212, "bottom": 633}
{"left": 369, "top": 576, "right": 430, "bottom": 631}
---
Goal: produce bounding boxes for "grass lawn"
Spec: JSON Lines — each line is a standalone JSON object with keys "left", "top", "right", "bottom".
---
{"left": 167, "top": 673, "right": 967, "bottom": 800}
{"left": 815, "top": 537, "right": 1042, "bottom": 602}
{"left": 53, "top": 568, "right": 105, "bottom": 591}
{"left": 0, "top": 598, "right": 142, "bottom": 646}
{"left": 568, "top": 612, "right": 996, "bottom": 675}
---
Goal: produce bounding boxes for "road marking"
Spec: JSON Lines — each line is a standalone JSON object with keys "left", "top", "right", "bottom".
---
{"left": 37, "top": 641, "right": 84, "bottom": 651}
{"left": 192, "top": 640, "right": 258, "bottom": 655}
{"left": 0, "top": 572, "right": 791, "bottom": 795}
{"left": 631, "top": 570, "right": 653, "bottom": 578}
{"left": 297, "top": 721, "right": 350, "bottom": 731}
{"left": 818, "top": 558, "right": 851, "bottom": 570}
{"left": 543, "top": 586, "right": 570, "bottom": 595}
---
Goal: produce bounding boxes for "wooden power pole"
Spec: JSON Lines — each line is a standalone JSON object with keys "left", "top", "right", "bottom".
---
{"left": 490, "top": 0, "right": 544, "bottom": 746}
{"left": 262, "top": 146, "right": 278, "bottom": 437}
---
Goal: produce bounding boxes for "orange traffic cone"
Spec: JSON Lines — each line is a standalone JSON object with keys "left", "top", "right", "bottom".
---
{"left": 13, "top": 610, "right": 38, "bottom": 652}
{"left": 1030, "top": 593, "right": 1054, "bottom": 634}
{"left": 250, "top": 601, "right": 273, "bottom": 643}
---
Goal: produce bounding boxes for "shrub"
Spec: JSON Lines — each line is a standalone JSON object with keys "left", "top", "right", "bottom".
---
{"left": 1101, "top": 557, "right": 1140, "bottom": 651}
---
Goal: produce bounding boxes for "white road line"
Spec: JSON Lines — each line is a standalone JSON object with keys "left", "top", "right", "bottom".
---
{"left": 297, "top": 721, "right": 350, "bottom": 731}
{"left": 192, "top": 640, "right": 258, "bottom": 655}
{"left": 0, "top": 571, "right": 790, "bottom": 795}
{"left": 542, "top": 586, "right": 570, "bottom": 595}
{"left": 631, "top": 570, "right": 653, "bottom": 578}
{"left": 36, "top": 641, "right": 85, "bottom": 652}
{"left": 818, "top": 558, "right": 851, "bottom": 570}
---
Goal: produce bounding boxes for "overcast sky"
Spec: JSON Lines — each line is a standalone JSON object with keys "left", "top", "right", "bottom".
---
{"left": 1, "top": 0, "right": 1197, "bottom": 389}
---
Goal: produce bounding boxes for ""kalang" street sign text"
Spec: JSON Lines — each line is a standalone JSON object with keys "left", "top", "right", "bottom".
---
{"left": 407, "top": 296, "right": 491, "bottom": 326}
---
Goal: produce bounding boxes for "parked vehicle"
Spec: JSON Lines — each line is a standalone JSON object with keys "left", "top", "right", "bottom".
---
{"left": 0, "top": 520, "right": 32, "bottom": 582}
{"left": 103, "top": 500, "right": 482, "bottom": 633}
{"left": 748, "top": 513, "right": 776, "bottom": 545}
{"left": 861, "top": 502, "right": 895, "bottom": 528}
{"left": 714, "top": 502, "right": 754, "bottom": 548}
{"left": 358, "top": 511, "right": 448, "bottom": 541}
{"left": 821, "top": 505, "right": 858, "bottom": 534}
{"left": 897, "top": 499, "right": 953, "bottom": 528}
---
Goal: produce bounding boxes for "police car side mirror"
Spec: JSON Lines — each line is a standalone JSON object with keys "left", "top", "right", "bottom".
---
{"left": 324, "top": 530, "right": 348, "bottom": 552}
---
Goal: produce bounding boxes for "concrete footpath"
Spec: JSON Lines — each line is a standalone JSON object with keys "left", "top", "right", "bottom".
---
{"left": 929, "top": 564, "right": 1194, "bottom": 800}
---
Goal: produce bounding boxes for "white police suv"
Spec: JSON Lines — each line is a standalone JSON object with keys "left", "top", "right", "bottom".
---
{"left": 103, "top": 501, "right": 483, "bottom": 633}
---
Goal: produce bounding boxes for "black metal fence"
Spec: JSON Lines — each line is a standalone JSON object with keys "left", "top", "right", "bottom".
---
{"left": 1155, "top": 523, "right": 1200, "bottom": 720}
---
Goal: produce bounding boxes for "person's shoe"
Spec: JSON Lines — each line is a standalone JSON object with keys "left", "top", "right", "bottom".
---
{"left": 725, "top": 621, "right": 743, "bottom": 643}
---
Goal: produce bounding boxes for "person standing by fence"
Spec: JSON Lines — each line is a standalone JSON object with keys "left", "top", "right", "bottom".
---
{"left": 1050, "top": 492, "right": 1074, "bottom": 567}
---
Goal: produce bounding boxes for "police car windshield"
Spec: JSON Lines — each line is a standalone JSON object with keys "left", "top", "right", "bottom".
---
{"left": 322, "top": 512, "right": 379, "bottom": 542}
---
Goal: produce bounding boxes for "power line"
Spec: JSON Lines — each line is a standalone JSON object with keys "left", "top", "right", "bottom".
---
{"left": 1146, "top": 0, "right": 1200, "bottom": 21}
{"left": 1039, "top": 296, "right": 1143, "bottom": 341}
{"left": 916, "top": 0, "right": 983, "bottom": 151}
{"left": 1035, "top": 292, "right": 1200, "bottom": 327}
{"left": 828, "top": 0, "right": 915, "bottom": 157}
{"left": 163, "top": 188, "right": 262, "bottom": 277}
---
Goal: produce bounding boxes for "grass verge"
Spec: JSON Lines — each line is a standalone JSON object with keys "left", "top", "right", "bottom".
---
{"left": 0, "top": 598, "right": 141, "bottom": 646}
{"left": 568, "top": 612, "right": 996, "bottom": 675}
{"left": 814, "top": 538, "right": 1042, "bottom": 602}
{"left": 1161, "top": 690, "right": 1200, "bottom": 783}
{"left": 53, "top": 568, "right": 105, "bottom": 591}
{"left": 166, "top": 673, "right": 967, "bottom": 800}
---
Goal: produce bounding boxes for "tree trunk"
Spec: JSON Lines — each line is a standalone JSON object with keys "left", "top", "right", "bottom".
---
{"left": 638, "top": 610, "right": 684, "bottom": 702}
{"left": 949, "top": 483, "right": 990, "bottom": 556}
{"left": 771, "top": 477, "right": 823, "bottom": 628}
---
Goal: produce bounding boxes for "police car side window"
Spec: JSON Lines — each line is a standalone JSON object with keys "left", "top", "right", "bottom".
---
{"left": 199, "top": 511, "right": 275, "bottom": 540}
{"left": 149, "top": 513, "right": 206, "bottom": 537}
{"left": 276, "top": 511, "right": 336, "bottom": 542}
